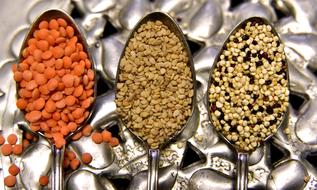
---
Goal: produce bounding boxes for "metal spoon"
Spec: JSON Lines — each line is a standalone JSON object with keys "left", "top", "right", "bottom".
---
{"left": 206, "top": 17, "right": 289, "bottom": 190}
{"left": 115, "top": 12, "right": 196, "bottom": 190}
{"left": 17, "top": 9, "right": 96, "bottom": 190}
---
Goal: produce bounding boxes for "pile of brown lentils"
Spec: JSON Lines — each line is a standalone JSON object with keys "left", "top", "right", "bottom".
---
{"left": 208, "top": 21, "right": 289, "bottom": 152}
{"left": 115, "top": 20, "right": 194, "bottom": 149}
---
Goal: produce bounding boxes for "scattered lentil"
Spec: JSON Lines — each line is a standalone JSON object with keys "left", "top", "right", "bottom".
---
{"left": 101, "top": 130, "right": 112, "bottom": 142}
{"left": 8, "top": 164, "right": 20, "bottom": 176}
{"left": 81, "top": 152, "right": 92, "bottom": 164}
{"left": 12, "top": 144, "right": 23, "bottom": 155}
{"left": 70, "top": 158, "right": 80, "bottom": 170}
{"left": 0, "top": 135, "right": 5, "bottom": 145}
{"left": 91, "top": 132, "right": 103, "bottom": 144}
{"left": 4, "top": 175, "right": 16, "bottom": 187}
{"left": 1, "top": 144, "right": 13, "bottom": 156}
{"left": 82, "top": 124, "right": 93, "bottom": 137}
{"left": 109, "top": 137, "right": 119, "bottom": 147}
{"left": 39, "top": 175, "right": 49, "bottom": 186}
{"left": 7, "top": 134, "right": 18, "bottom": 145}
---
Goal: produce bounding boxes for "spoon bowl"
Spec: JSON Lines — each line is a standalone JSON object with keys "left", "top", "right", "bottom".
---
{"left": 16, "top": 9, "right": 96, "bottom": 190}
{"left": 207, "top": 17, "right": 289, "bottom": 190}
{"left": 115, "top": 12, "right": 196, "bottom": 190}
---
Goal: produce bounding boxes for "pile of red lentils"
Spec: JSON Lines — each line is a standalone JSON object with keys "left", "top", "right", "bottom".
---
{"left": 208, "top": 20, "right": 289, "bottom": 152}
{"left": 13, "top": 17, "right": 94, "bottom": 148}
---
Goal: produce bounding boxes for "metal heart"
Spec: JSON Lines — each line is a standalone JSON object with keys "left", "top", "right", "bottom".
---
{"left": 232, "top": 2, "right": 275, "bottom": 23}
{"left": 0, "top": 61, "right": 20, "bottom": 137}
{"left": 188, "top": 169, "right": 233, "bottom": 190}
{"left": 282, "top": 33, "right": 317, "bottom": 70}
{"left": 295, "top": 99, "right": 317, "bottom": 145}
{"left": 67, "top": 170, "right": 114, "bottom": 190}
{"left": 89, "top": 91, "right": 118, "bottom": 128}
{"left": 283, "top": 0, "right": 317, "bottom": 28}
{"left": 194, "top": 46, "right": 220, "bottom": 74}
{"left": 276, "top": 16, "right": 313, "bottom": 34}
{"left": 77, "top": 13, "right": 107, "bottom": 45}
{"left": 10, "top": 27, "right": 29, "bottom": 58}
{"left": 70, "top": 136, "right": 115, "bottom": 169}
{"left": 27, "top": 0, "right": 71, "bottom": 23}
{"left": 155, "top": 0, "right": 193, "bottom": 14}
{"left": 83, "top": 0, "right": 116, "bottom": 13}
{"left": 20, "top": 143, "right": 52, "bottom": 190}
{"left": 118, "top": 0, "right": 150, "bottom": 30}
{"left": 101, "top": 35, "right": 124, "bottom": 84}
{"left": 288, "top": 60, "right": 315, "bottom": 94}
{"left": 267, "top": 159, "right": 308, "bottom": 190}
{"left": 188, "top": 0, "right": 223, "bottom": 40}
{"left": 128, "top": 164, "right": 178, "bottom": 190}
{"left": 194, "top": 46, "right": 220, "bottom": 101}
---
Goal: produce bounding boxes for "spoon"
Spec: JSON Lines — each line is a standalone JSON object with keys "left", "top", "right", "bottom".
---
{"left": 115, "top": 12, "right": 196, "bottom": 190}
{"left": 207, "top": 17, "right": 289, "bottom": 190}
{"left": 16, "top": 9, "right": 96, "bottom": 190}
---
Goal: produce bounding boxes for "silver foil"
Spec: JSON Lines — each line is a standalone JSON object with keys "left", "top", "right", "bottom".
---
{"left": 1, "top": 0, "right": 317, "bottom": 189}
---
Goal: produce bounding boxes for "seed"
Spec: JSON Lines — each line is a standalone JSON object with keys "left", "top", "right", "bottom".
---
{"left": 14, "top": 17, "right": 94, "bottom": 149}
{"left": 242, "top": 35, "right": 249, "bottom": 40}
{"left": 39, "top": 175, "right": 49, "bottom": 186}
{"left": 81, "top": 152, "right": 92, "bottom": 164}
{"left": 7, "top": 134, "right": 18, "bottom": 145}
{"left": 102, "top": 130, "right": 112, "bottom": 142}
{"left": 208, "top": 20, "right": 288, "bottom": 152}
{"left": 115, "top": 20, "right": 193, "bottom": 149}
{"left": 109, "top": 137, "right": 119, "bottom": 147}
{"left": 4, "top": 175, "right": 16, "bottom": 187}
{"left": 91, "top": 132, "right": 103, "bottom": 144}
{"left": 82, "top": 125, "right": 93, "bottom": 137}
{"left": 1, "top": 144, "right": 12, "bottom": 156}
{"left": 8, "top": 164, "right": 20, "bottom": 176}
{"left": 0, "top": 135, "right": 5, "bottom": 145}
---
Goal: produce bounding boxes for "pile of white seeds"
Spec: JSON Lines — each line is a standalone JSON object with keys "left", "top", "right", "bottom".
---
{"left": 115, "top": 20, "right": 193, "bottom": 149}
{"left": 208, "top": 20, "right": 289, "bottom": 152}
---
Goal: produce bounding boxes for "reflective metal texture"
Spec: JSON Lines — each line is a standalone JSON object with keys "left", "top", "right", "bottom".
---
{"left": 1, "top": 0, "right": 317, "bottom": 190}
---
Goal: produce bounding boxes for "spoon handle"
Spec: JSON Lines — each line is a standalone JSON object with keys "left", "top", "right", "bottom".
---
{"left": 237, "top": 152, "right": 249, "bottom": 190}
{"left": 52, "top": 145, "right": 65, "bottom": 190}
{"left": 148, "top": 149, "right": 160, "bottom": 190}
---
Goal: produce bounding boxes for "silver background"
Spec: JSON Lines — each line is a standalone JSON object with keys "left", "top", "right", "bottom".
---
{"left": 1, "top": 0, "right": 317, "bottom": 189}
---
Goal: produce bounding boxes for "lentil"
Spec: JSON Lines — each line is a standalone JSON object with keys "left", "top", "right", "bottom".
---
{"left": 4, "top": 175, "right": 16, "bottom": 187}
{"left": 39, "top": 175, "right": 49, "bottom": 186}
{"left": 0, "top": 134, "right": 5, "bottom": 145}
{"left": 7, "top": 134, "right": 18, "bottom": 145}
{"left": 14, "top": 17, "right": 94, "bottom": 148}
{"left": 81, "top": 152, "right": 92, "bottom": 164}
{"left": 1, "top": 144, "right": 13, "bottom": 156}
{"left": 115, "top": 20, "right": 193, "bottom": 149}
{"left": 8, "top": 164, "right": 20, "bottom": 176}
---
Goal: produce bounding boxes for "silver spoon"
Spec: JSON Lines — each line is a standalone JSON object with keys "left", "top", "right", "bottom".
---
{"left": 115, "top": 12, "right": 196, "bottom": 190}
{"left": 207, "top": 17, "right": 289, "bottom": 190}
{"left": 17, "top": 9, "right": 96, "bottom": 190}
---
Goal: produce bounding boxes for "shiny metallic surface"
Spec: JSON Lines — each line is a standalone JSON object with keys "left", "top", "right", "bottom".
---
{"left": 20, "top": 143, "right": 52, "bottom": 190}
{"left": 188, "top": 0, "right": 223, "bottom": 40}
{"left": 1, "top": 0, "right": 317, "bottom": 190}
